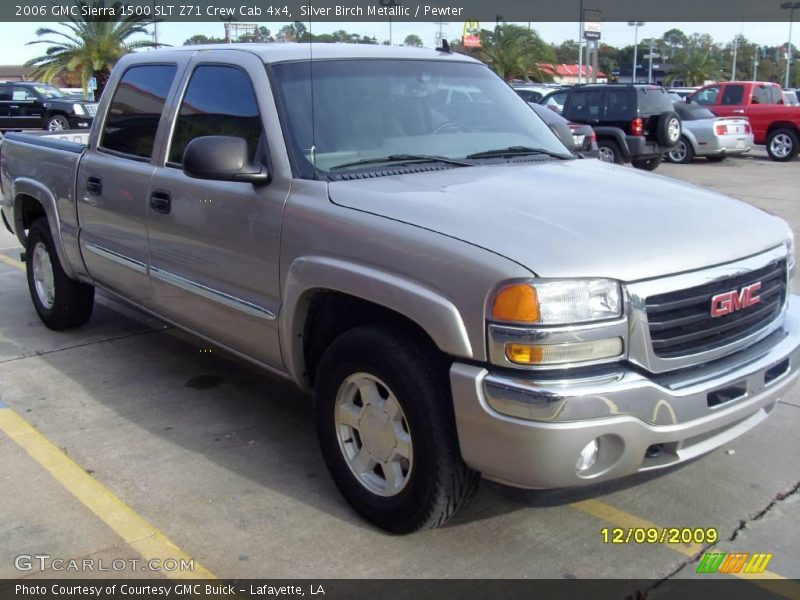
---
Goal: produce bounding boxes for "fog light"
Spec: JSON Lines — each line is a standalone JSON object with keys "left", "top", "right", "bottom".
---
{"left": 506, "top": 337, "right": 623, "bottom": 365}
{"left": 576, "top": 439, "right": 600, "bottom": 473}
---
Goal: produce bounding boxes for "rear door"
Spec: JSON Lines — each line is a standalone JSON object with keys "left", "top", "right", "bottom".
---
{"left": 77, "top": 61, "right": 183, "bottom": 306}
{"left": 145, "top": 50, "right": 289, "bottom": 367}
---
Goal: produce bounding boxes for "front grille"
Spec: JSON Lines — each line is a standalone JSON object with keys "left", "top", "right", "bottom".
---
{"left": 85, "top": 104, "right": 98, "bottom": 117}
{"left": 646, "top": 260, "right": 787, "bottom": 358}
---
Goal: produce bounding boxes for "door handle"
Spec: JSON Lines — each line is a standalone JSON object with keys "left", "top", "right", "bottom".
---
{"left": 86, "top": 176, "right": 102, "bottom": 194}
{"left": 150, "top": 190, "right": 172, "bottom": 214}
{"left": 733, "top": 109, "right": 745, "bottom": 114}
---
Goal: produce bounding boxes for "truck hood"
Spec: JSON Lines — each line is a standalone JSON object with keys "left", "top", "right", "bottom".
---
{"left": 327, "top": 159, "right": 789, "bottom": 281}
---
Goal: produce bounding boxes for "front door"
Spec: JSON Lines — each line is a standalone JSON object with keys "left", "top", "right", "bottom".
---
{"left": 146, "top": 52, "right": 288, "bottom": 368}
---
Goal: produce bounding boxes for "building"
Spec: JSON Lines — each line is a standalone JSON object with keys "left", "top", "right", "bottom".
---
{"left": 0, "top": 65, "right": 35, "bottom": 82}
{"left": 537, "top": 63, "right": 607, "bottom": 84}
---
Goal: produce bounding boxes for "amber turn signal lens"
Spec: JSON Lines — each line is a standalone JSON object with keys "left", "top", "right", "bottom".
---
{"left": 506, "top": 344, "right": 544, "bottom": 364}
{"left": 492, "top": 284, "right": 540, "bottom": 323}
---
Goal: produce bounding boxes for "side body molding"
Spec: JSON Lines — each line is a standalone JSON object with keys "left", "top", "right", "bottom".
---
{"left": 12, "top": 177, "right": 77, "bottom": 279}
{"left": 281, "top": 256, "right": 474, "bottom": 387}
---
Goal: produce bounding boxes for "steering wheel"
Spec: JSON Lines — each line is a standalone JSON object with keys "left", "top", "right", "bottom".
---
{"left": 432, "top": 121, "right": 465, "bottom": 134}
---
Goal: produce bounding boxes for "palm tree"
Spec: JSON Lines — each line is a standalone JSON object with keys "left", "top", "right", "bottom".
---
{"left": 25, "top": 0, "right": 157, "bottom": 99}
{"left": 479, "top": 24, "right": 555, "bottom": 82}
{"left": 666, "top": 50, "right": 719, "bottom": 86}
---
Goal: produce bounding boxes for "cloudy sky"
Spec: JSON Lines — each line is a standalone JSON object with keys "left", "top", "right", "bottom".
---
{"left": 0, "top": 20, "right": 793, "bottom": 62}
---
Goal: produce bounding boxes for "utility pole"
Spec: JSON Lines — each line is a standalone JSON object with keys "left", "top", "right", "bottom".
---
{"left": 628, "top": 22, "right": 644, "bottom": 83}
{"left": 731, "top": 36, "right": 739, "bottom": 80}
{"left": 781, "top": 2, "right": 800, "bottom": 89}
{"left": 753, "top": 47, "right": 760, "bottom": 81}
{"left": 578, "top": 0, "right": 584, "bottom": 84}
{"left": 648, "top": 38, "right": 654, "bottom": 83}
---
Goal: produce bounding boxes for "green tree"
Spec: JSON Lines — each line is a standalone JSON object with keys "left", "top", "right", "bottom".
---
{"left": 404, "top": 34, "right": 423, "bottom": 47}
{"left": 666, "top": 50, "right": 720, "bottom": 86}
{"left": 662, "top": 28, "right": 688, "bottom": 59}
{"left": 25, "top": 0, "right": 157, "bottom": 98}
{"left": 183, "top": 34, "right": 225, "bottom": 45}
{"left": 553, "top": 39, "right": 579, "bottom": 64}
{"left": 478, "top": 24, "right": 555, "bottom": 82}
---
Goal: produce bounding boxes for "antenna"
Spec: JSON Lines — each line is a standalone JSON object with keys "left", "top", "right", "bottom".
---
{"left": 436, "top": 39, "right": 451, "bottom": 53}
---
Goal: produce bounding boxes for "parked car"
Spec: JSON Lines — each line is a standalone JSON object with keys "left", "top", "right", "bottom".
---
{"left": 687, "top": 81, "right": 800, "bottom": 161}
{"left": 0, "top": 82, "right": 98, "bottom": 131}
{"left": 528, "top": 102, "right": 598, "bottom": 158}
{"left": 539, "top": 88, "right": 569, "bottom": 113}
{"left": 668, "top": 87, "right": 699, "bottom": 99}
{"left": 558, "top": 83, "right": 681, "bottom": 170}
{"left": 665, "top": 101, "right": 753, "bottom": 163}
{"left": 783, "top": 90, "right": 799, "bottom": 106}
{"left": 2, "top": 45, "right": 798, "bottom": 534}
{"left": 513, "top": 84, "right": 556, "bottom": 104}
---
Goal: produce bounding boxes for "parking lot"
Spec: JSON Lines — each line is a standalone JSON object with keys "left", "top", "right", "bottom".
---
{"left": 1, "top": 148, "right": 798, "bottom": 594}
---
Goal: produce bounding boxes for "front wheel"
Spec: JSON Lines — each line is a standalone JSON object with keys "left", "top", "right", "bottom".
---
{"left": 631, "top": 156, "right": 663, "bottom": 171}
{"left": 26, "top": 219, "right": 94, "bottom": 330}
{"left": 314, "top": 325, "right": 479, "bottom": 533}
{"left": 766, "top": 129, "right": 799, "bottom": 162}
{"left": 45, "top": 114, "right": 70, "bottom": 132}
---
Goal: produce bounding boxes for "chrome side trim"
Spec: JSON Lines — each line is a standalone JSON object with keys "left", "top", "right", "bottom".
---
{"left": 626, "top": 246, "right": 790, "bottom": 374}
{"left": 84, "top": 243, "right": 147, "bottom": 274}
{"left": 149, "top": 266, "right": 276, "bottom": 321}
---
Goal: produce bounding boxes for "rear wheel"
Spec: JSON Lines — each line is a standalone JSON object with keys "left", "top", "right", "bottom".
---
{"left": 26, "top": 219, "right": 94, "bottom": 330}
{"left": 597, "top": 139, "right": 623, "bottom": 164}
{"left": 631, "top": 156, "right": 663, "bottom": 171}
{"left": 666, "top": 137, "right": 694, "bottom": 164}
{"left": 314, "top": 325, "right": 479, "bottom": 533}
{"left": 766, "top": 128, "right": 799, "bottom": 162}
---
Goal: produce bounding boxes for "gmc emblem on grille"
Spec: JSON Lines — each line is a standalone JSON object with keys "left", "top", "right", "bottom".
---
{"left": 711, "top": 282, "right": 762, "bottom": 318}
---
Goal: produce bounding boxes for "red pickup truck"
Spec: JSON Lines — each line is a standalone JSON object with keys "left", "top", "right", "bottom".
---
{"left": 687, "top": 81, "right": 800, "bottom": 162}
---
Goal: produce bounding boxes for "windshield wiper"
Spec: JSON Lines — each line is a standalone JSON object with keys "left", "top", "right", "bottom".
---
{"left": 330, "top": 154, "right": 474, "bottom": 171}
{"left": 465, "top": 146, "right": 572, "bottom": 160}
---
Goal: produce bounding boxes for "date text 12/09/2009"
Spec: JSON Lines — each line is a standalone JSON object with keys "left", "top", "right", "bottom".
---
{"left": 601, "top": 527, "right": 720, "bottom": 545}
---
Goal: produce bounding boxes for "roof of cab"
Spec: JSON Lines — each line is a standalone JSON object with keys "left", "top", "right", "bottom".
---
{"left": 144, "top": 43, "right": 481, "bottom": 64}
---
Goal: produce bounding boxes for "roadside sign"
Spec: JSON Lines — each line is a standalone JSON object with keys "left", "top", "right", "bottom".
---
{"left": 463, "top": 19, "right": 481, "bottom": 48}
{"left": 88, "top": 77, "right": 97, "bottom": 91}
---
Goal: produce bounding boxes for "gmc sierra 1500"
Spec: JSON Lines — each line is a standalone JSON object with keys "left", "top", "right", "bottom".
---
{"left": 1, "top": 44, "right": 798, "bottom": 533}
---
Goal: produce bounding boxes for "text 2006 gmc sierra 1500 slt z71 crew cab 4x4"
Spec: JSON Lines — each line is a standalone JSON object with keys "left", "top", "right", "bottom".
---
{"left": 1, "top": 45, "right": 798, "bottom": 533}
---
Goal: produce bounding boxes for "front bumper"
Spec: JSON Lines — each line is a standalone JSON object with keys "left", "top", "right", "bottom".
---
{"left": 68, "top": 116, "right": 93, "bottom": 129}
{"left": 450, "top": 296, "right": 800, "bottom": 489}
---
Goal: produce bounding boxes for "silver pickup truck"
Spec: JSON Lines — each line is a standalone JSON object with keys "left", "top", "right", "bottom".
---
{"left": 1, "top": 44, "right": 798, "bottom": 533}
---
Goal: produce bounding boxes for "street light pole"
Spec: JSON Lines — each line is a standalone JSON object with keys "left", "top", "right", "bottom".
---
{"left": 781, "top": 2, "right": 800, "bottom": 89}
{"left": 628, "top": 21, "right": 644, "bottom": 83}
{"left": 578, "top": 0, "right": 584, "bottom": 84}
{"left": 648, "top": 38, "right": 654, "bottom": 83}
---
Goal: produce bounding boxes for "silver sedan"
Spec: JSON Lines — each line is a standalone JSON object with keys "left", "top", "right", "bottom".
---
{"left": 665, "top": 101, "right": 753, "bottom": 163}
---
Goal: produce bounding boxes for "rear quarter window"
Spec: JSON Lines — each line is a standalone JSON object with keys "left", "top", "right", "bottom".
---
{"left": 637, "top": 88, "right": 674, "bottom": 114}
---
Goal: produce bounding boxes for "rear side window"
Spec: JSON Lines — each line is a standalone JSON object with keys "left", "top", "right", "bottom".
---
{"left": 769, "top": 85, "right": 784, "bottom": 104}
{"left": 751, "top": 85, "right": 774, "bottom": 105}
{"left": 721, "top": 85, "right": 745, "bottom": 105}
{"left": 100, "top": 64, "right": 177, "bottom": 160}
{"left": 168, "top": 65, "right": 263, "bottom": 165}
{"left": 604, "top": 89, "right": 632, "bottom": 119}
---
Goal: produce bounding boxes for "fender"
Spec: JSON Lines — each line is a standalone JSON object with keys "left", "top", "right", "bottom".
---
{"left": 12, "top": 177, "right": 77, "bottom": 279}
{"left": 681, "top": 129, "right": 700, "bottom": 155}
{"left": 281, "top": 256, "right": 474, "bottom": 387}
{"left": 593, "top": 127, "right": 631, "bottom": 157}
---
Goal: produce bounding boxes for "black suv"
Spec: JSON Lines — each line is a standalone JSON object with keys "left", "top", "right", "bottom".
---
{"left": 0, "top": 82, "right": 98, "bottom": 132}
{"left": 559, "top": 84, "right": 681, "bottom": 170}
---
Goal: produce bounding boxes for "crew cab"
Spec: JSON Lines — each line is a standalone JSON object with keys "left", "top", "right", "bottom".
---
{"left": 1, "top": 45, "right": 798, "bottom": 533}
{"left": 0, "top": 82, "right": 98, "bottom": 132}
{"left": 688, "top": 81, "right": 800, "bottom": 161}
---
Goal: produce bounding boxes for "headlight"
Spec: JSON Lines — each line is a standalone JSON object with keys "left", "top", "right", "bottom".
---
{"left": 73, "top": 103, "right": 85, "bottom": 116}
{"left": 491, "top": 279, "right": 622, "bottom": 325}
{"left": 785, "top": 230, "right": 796, "bottom": 275}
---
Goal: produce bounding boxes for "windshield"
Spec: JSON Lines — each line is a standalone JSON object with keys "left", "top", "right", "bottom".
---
{"left": 32, "top": 85, "right": 68, "bottom": 99}
{"left": 271, "top": 59, "right": 569, "bottom": 174}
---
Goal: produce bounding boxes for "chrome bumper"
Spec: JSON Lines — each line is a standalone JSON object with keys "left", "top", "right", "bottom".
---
{"left": 450, "top": 296, "right": 800, "bottom": 489}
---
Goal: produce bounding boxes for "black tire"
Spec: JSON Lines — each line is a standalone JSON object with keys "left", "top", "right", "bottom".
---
{"left": 766, "top": 128, "right": 799, "bottom": 162}
{"left": 666, "top": 137, "right": 694, "bottom": 164}
{"left": 657, "top": 112, "right": 682, "bottom": 148}
{"left": 314, "top": 324, "right": 479, "bottom": 533}
{"left": 631, "top": 156, "right": 663, "bottom": 171}
{"left": 705, "top": 155, "right": 726, "bottom": 162}
{"left": 26, "top": 218, "right": 94, "bottom": 330}
{"left": 597, "top": 139, "right": 624, "bottom": 164}
{"left": 45, "top": 114, "right": 70, "bottom": 132}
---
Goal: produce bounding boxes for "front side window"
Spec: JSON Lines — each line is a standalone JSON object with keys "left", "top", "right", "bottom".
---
{"left": 100, "top": 64, "right": 177, "bottom": 159}
{"left": 12, "top": 87, "right": 36, "bottom": 101}
{"left": 271, "top": 59, "right": 567, "bottom": 175}
{"left": 721, "top": 85, "right": 744, "bottom": 105}
{"left": 169, "top": 65, "right": 263, "bottom": 165}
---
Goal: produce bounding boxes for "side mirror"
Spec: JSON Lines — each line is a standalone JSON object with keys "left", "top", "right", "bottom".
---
{"left": 183, "top": 136, "right": 269, "bottom": 185}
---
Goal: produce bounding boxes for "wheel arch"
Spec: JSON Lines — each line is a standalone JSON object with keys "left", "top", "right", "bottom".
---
{"left": 766, "top": 121, "right": 800, "bottom": 137}
{"left": 281, "top": 256, "right": 473, "bottom": 390}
